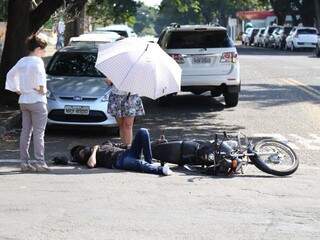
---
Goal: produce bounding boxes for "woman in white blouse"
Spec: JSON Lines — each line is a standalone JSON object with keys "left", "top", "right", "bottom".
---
{"left": 5, "top": 35, "right": 49, "bottom": 172}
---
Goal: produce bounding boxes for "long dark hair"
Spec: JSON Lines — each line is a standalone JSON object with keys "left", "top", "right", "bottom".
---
{"left": 70, "top": 145, "right": 92, "bottom": 165}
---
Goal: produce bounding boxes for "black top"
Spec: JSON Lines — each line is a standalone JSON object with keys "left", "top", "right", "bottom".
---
{"left": 95, "top": 142, "right": 126, "bottom": 168}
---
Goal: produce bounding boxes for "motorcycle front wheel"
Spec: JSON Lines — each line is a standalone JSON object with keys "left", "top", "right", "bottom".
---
{"left": 250, "top": 139, "right": 299, "bottom": 176}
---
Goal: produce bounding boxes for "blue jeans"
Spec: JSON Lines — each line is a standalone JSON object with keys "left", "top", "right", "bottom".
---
{"left": 115, "top": 128, "right": 162, "bottom": 175}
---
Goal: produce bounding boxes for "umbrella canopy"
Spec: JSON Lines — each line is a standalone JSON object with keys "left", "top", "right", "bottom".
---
{"left": 95, "top": 38, "right": 181, "bottom": 100}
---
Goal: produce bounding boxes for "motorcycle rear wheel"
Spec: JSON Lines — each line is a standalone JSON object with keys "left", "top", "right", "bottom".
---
{"left": 250, "top": 139, "right": 299, "bottom": 176}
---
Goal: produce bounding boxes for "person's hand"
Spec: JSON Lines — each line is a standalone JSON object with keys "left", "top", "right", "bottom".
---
{"left": 87, "top": 145, "right": 99, "bottom": 168}
{"left": 105, "top": 78, "right": 113, "bottom": 86}
{"left": 33, "top": 86, "right": 46, "bottom": 95}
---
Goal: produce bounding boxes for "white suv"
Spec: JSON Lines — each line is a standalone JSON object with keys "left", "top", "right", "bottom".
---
{"left": 158, "top": 24, "right": 240, "bottom": 107}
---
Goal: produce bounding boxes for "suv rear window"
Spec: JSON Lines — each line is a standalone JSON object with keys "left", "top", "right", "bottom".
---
{"left": 166, "top": 30, "right": 233, "bottom": 49}
{"left": 47, "top": 52, "right": 104, "bottom": 77}
{"left": 297, "top": 29, "right": 317, "bottom": 35}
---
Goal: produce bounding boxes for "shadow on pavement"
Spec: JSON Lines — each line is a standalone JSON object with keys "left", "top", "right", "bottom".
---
{"left": 237, "top": 45, "right": 316, "bottom": 57}
{"left": 240, "top": 83, "right": 320, "bottom": 108}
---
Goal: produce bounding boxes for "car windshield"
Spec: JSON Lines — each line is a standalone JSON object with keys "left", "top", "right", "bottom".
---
{"left": 166, "top": 30, "right": 233, "bottom": 49}
{"left": 47, "top": 52, "right": 105, "bottom": 77}
{"left": 268, "top": 27, "right": 277, "bottom": 34}
{"left": 297, "top": 29, "right": 317, "bottom": 35}
{"left": 106, "top": 30, "right": 128, "bottom": 37}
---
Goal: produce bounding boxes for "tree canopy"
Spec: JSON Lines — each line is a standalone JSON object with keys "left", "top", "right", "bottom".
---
{"left": 86, "top": 0, "right": 139, "bottom": 27}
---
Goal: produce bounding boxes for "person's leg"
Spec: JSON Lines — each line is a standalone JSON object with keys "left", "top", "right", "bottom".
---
{"left": 30, "top": 102, "right": 48, "bottom": 170}
{"left": 122, "top": 116, "right": 134, "bottom": 146}
{"left": 129, "top": 128, "right": 152, "bottom": 163}
{"left": 117, "top": 155, "right": 162, "bottom": 175}
{"left": 19, "top": 104, "right": 34, "bottom": 171}
{"left": 116, "top": 117, "right": 124, "bottom": 143}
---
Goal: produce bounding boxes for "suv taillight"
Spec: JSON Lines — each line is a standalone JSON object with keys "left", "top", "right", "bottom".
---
{"left": 220, "top": 52, "right": 238, "bottom": 63}
{"left": 169, "top": 53, "right": 185, "bottom": 64}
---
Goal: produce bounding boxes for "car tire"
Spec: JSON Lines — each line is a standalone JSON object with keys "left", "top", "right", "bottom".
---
{"left": 224, "top": 92, "right": 239, "bottom": 108}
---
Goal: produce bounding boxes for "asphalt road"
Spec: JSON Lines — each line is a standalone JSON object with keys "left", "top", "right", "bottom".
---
{"left": 0, "top": 46, "right": 320, "bottom": 240}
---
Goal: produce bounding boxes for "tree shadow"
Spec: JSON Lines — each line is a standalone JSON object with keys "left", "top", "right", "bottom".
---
{"left": 240, "top": 83, "right": 320, "bottom": 109}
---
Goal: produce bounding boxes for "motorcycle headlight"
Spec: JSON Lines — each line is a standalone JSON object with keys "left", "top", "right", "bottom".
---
{"left": 46, "top": 90, "right": 56, "bottom": 100}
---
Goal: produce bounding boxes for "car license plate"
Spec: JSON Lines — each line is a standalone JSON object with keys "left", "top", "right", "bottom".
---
{"left": 64, "top": 105, "right": 90, "bottom": 115}
{"left": 192, "top": 56, "right": 211, "bottom": 64}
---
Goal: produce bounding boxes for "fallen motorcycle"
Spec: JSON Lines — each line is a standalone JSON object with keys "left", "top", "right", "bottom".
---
{"left": 151, "top": 132, "right": 299, "bottom": 176}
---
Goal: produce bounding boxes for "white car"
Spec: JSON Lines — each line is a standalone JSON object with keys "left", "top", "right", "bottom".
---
{"left": 69, "top": 32, "right": 122, "bottom": 47}
{"left": 285, "top": 27, "right": 318, "bottom": 51}
{"left": 46, "top": 46, "right": 117, "bottom": 130}
{"left": 243, "top": 28, "right": 259, "bottom": 46}
{"left": 95, "top": 24, "right": 137, "bottom": 38}
{"left": 158, "top": 24, "right": 240, "bottom": 107}
{"left": 253, "top": 28, "right": 265, "bottom": 46}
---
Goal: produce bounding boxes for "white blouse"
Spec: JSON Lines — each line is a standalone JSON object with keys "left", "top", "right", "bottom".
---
{"left": 5, "top": 56, "right": 47, "bottom": 104}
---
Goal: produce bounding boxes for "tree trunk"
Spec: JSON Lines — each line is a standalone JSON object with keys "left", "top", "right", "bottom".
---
{"left": 314, "top": 0, "right": 320, "bottom": 30}
{"left": 0, "top": 0, "right": 86, "bottom": 106}
{"left": 0, "top": 0, "right": 31, "bottom": 105}
{"left": 300, "top": 0, "right": 315, "bottom": 27}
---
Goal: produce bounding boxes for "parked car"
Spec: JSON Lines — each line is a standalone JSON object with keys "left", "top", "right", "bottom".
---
{"left": 274, "top": 26, "right": 293, "bottom": 49}
{"left": 316, "top": 35, "right": 320, "bottom": 57}
{"left": 243, "top": 28, "right": 259, "bottom": 46}
{"left": 262, "top": 26, "right": 279, "bottom": 48}
{"left": 95, "top": 24, "right": 137, "bottom": 38}
{"left": 46, "top": 46, "right": 118, "bottom": 129}
{"left": 269, "top": 27, "right": 282, "bottom": 48}
{"left": 69, "top": 32, "right": 122, "bottom": 47}
{"left": 285, "top": 27, "right": 318, "bottom": 51}
{"left": 253, "top": 28, "right": 265, "bottom": 47}
{"left": 158, "top": 24, "right": 240, "bottom": 107}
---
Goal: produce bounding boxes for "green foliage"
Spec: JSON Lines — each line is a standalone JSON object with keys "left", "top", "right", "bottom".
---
{"left": 155, "top": 0, "right": 269, "bottom": 34}
{"left": 86, "top": 0, "right": 139, "bottom": 27}
{"left": 133, "top": 3, "right": 158, "bottom": 35}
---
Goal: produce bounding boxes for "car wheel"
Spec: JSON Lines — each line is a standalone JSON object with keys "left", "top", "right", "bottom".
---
{"left": 224, "top": 92, "right": 239, "bottom": 108}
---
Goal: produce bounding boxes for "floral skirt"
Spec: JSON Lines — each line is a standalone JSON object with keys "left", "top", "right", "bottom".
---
{"left": 107, "top": 92, "right": 145, "bottom": 118}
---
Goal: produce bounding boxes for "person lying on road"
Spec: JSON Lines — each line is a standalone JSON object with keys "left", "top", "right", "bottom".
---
{"left": 70, "top": 128, "right": 173, "bottom": 176}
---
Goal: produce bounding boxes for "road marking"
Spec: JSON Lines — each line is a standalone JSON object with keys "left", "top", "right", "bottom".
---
{"left": 281, "top": 78, "right": 320, "bottom": 100}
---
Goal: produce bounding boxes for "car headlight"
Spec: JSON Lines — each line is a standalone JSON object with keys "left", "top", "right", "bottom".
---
{"left": 46, "top": 90, "right": 56, "bottom": 100}
{"left": 101, "top": 92, "right": 109, "bottom": 102}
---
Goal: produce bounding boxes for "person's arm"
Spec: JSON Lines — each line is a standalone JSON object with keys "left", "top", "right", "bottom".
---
{"left": 33, "top": 85, "right": 46, "bottom": 95}
{"left": 87, "top": 145, "right": 99, "bottom": 168}
{"left": 104, "top": 78, "right": 113, "bottom": 86}
{"left": 33, "top": 60, "right": 47, "bottom": 95}
{"left": 5, "top": 62, "right": 20, "bottom": 94}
